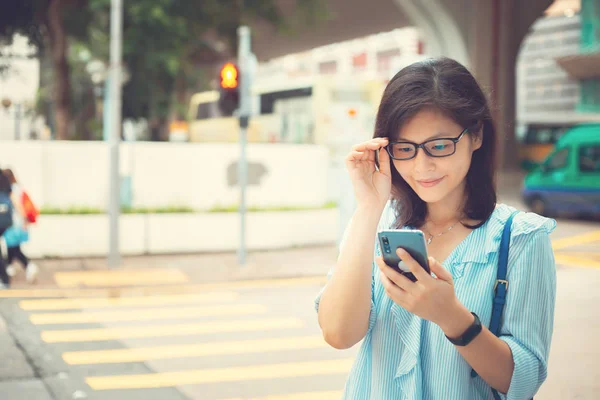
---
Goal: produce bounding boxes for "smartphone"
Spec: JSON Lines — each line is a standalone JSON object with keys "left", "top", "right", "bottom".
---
{"left": 377, "top": 229, "right": 430, "bottom": 282}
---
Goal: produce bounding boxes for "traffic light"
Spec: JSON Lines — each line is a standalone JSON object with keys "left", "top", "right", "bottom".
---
{"left": 218, "top": 62, "right": 240, "bottom": 116}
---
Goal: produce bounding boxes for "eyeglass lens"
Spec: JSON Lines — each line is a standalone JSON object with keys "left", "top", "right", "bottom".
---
{"left": 388, "top": 139, "right": 456, "bottom": 160}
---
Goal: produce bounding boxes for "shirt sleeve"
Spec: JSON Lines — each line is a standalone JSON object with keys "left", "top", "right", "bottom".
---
{"left": 498, "top": 230, "right": 556, "bottom": 400}
{"left": 314, "top": 202, "right": 394, "bottom": 334}
{"left": 314, "top": 226, "right": 379, "bottom": 334}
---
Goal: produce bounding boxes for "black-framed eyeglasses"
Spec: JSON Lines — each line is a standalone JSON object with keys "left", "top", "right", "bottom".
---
{"left": 385, "top": 127, "right": 468, "bottom": 161}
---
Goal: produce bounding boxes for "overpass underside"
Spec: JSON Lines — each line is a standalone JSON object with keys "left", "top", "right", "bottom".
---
{"left": 248, "top": 0, "right": 554, "bottom": 169}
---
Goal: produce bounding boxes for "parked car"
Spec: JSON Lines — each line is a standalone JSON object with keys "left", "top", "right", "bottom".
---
{"left": 522, "top": 123, "right": 600, "bottom": 217}
{"left": 517, "top": 124, "right": 570, "bottom": 170}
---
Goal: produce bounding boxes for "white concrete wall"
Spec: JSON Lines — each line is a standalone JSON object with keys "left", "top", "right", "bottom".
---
{"left": 0, "top": 142, "right": 330, "bottom": 211}
{"left": 22, "top": 209, "right": 338, "bottom": 258}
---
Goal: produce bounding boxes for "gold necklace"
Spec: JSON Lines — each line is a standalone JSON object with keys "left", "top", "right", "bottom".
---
{"left": 424, "top": 220, "right": 460, "bottom": 245}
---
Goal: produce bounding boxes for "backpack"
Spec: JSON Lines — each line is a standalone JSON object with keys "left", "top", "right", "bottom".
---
{"left": 21, "top": 190, "right": 39, "bottom": 224}
{"left": 0, "top": 192, "right": 13, "bottom": 231}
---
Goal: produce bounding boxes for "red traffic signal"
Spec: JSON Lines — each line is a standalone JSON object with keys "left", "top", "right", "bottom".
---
{"left": 220, "top": 63, "right": 239, "bottom": 89}
{"left": 218, "top": 62, "right": 240, "bottom": 116}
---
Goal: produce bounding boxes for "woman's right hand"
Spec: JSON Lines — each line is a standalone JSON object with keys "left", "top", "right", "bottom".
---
{"left": 345, "top": 137, "right": 392, "bottom": 209}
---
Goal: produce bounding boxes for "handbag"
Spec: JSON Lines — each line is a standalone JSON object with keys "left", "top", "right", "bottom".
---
{"left": 3, "top": 226, "right": 29, "bottom": 247}
{"left": 471, "top": 212, "right": 533, "bottom": 400}
{"left": 22, "top": 190, "right": 39, "bottom": 224}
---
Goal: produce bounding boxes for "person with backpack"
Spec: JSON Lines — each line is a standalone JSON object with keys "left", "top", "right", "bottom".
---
{"left": 0, "top": 172, "right": 13, "bottom": 288}
{"left": 2, "top": 169, "right": 39, "bottom": 283}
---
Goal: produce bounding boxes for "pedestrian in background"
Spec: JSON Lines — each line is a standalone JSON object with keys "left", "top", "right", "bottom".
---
{"left": 316, "top": 57, "right": 556, "bottom": 399}
{"left": 3, "top": 169, "right": 39, "bottom": 283}
{"left": 0, "top": 171, "right": 13, "bottom": 288}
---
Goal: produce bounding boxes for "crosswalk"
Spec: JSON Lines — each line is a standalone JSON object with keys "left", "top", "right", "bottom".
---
{"left": 2, "top": 271, "right": 353, "bottom": 400}
{"left": 552, "top": 230, "right": 600, "bottom": 269}
{"left": 3, "top": 230, "right": 600, "bottom": 399}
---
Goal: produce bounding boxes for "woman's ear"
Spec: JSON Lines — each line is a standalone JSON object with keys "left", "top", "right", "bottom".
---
{"left": 472, "top": 133, "right": 483, "bottom": 151}
{"left": 471, "top": 122, "right": 483, "bottom": 151}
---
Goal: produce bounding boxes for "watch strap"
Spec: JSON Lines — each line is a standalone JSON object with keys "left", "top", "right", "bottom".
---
{"left": 445, "top": 312, "right": 482, "bottom": 346}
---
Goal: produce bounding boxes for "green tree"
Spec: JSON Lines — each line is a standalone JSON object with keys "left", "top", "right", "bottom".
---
{"left": 86, "top": 0, "right": 325, "bottom": 140}
{"left": 1, "top": 0, "right": 325, "bottom": 141}
{"left": 0, "top": 0, "right": 92, "bottom": 140}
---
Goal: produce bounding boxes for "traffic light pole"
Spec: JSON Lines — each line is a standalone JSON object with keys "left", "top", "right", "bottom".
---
{"left": 108, "top": 0, "right": 123, "bottom": 268}
{"left": 237, "top": 26, "right": 252, "bottom": 266}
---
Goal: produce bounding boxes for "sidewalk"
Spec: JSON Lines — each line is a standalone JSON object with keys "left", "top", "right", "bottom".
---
{"left": 0, "top": 313, "right": 54, "bottom": 400}
{"left": 13, "top": 245, "right": 340, "bottom": 288}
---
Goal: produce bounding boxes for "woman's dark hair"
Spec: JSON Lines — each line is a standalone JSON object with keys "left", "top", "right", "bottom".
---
{"left": 3, "top": 169, "right": 16, "bottom": 185}
{"left": 374, "top": 57, "right": 497, "bottom": 229}
{"left": 0, "top": 170, "right": 12, "bottom": 194}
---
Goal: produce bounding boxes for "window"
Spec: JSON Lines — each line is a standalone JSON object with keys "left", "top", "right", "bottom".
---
{"left": 523, "top": 126, "right": 570, "bottom": 145}
{"left": 538, "top": 128, "right": 553, "bottom": 143}
{"left": 547, "top": 148, "right": 569, "bottom": 171}
{"left": 196, "top": 102, "right": 216, "bottom": 120}
{"left": 561, "top": 86, "right": 578, "bottom": 97}
{"left": 579, "top": 145, "right": 600, "bottom": 172}
{"left": 544, "top": 38, "right": 558, "bottom": 49}
{"left": 525, "top": 103, "right": 575, "bottom": 112}
{"left": 552, "top": 127, "right": 569, "bottom": 142}
{"left": 377, "top": 48, "right": 401, "bottom": 73}
{"left": 259, "top": 87, "right": 312, "bottom": 115}
{"left": 318, "top": 60, "right": 337, "bottom": 75}
{"left": 563, "top": 35, "right": 581, "bottom": 45}
{"left": 352, "top": 52, "right": 367, "bottom": 72}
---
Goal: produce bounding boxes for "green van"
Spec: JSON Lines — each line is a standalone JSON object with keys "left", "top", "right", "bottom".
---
{"left": 522, "top": 123, "right": 600, "bottom": 217}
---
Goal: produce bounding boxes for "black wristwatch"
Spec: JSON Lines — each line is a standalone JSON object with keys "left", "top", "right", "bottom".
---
{"left": 445, "top": 312, "right": 482, "bottom": 346}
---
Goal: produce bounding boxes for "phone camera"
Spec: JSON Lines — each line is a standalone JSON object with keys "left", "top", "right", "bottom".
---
{"left": 382, "top": 236, "right": 391, "bottom": 253}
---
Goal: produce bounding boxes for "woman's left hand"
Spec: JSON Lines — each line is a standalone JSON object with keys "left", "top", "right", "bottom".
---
{"left": 376, "top": 248, "right": 463, "bottom": 329}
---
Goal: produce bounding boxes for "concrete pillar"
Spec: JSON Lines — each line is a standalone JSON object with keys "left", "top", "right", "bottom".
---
{"left": 468, "top": 0, "right": 553, "bottom": 170}
{"left": 393, "top": 0, "right": 469, "bottom": 66}
{"left": 395, "top": 0, "right": 552, "bottom": 170}
{"left": 469, "top": 0, "right": 518, "bottom": 171}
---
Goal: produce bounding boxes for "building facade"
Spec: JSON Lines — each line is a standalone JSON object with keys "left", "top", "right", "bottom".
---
{"left": 255, "top": 28, "right": 425, "bottom": 85}
{"left": 517, "top": 0, "right": 600, "bottom": 143}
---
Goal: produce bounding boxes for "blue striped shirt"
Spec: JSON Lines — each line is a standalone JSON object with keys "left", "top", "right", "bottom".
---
{"left": 315, "top": 203, "right": 556, "bottom": 399}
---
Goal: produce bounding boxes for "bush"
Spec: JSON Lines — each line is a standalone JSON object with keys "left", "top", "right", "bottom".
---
{"left": 121, "top": 206, "right": 195, "bottom": 214}
{"left": 208, "top": 201, "right": 337, "bottom": 213}
{"left": 40, "top": 206, "right": 104, "bottom": 215}
{"left": 40, "top": 202, "right": 337, "bottom": 215}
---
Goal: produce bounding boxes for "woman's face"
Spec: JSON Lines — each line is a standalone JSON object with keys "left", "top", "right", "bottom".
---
{"left": 390, "top": 109, "right": 481, "bottom": 205}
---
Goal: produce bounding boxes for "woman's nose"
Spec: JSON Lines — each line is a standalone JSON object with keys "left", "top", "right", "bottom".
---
{"left": 413, "top": 148, "right": 435, "bottom": 173}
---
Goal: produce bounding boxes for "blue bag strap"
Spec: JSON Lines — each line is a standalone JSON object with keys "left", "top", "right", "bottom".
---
{"left": 490, "top": 211, "right": 517, "bottom": 336}
{"left": 471, "top": 211, "right": 518, "bottom": 400}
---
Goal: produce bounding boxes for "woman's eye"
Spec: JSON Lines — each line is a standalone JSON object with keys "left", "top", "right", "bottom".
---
{"left": 396, "top": 146, "right": 413, "bottom": 152}
{"left": 429, "top": 142, "right": 448, "bottom": 151}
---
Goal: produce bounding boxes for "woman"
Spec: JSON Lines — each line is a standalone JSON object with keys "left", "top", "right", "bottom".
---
{"left": 0, "top": 171, "right": 12, "bottom": 288}
{"left": 3, "top": 169, "right": 38, "bottom": 283}
{"left": 315, "top": 58, "right": 556, "bottom": 399}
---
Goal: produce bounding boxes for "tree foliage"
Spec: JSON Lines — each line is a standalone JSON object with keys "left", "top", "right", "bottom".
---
{"left": 1, "top": 0, "right": 326, "bottom": 140}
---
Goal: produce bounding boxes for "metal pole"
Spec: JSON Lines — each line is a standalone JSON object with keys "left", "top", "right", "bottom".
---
{"left": 14, "top": 103, "right": 21, "bottom": 140}
{"left": 237, "top": 26, "right": 251, "bottom": 266}
{"left": 108, "top": 0, "right": 123, "bottom": 267}
{"left": 239, "top": 118, "right": 247, "bottom": 266}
